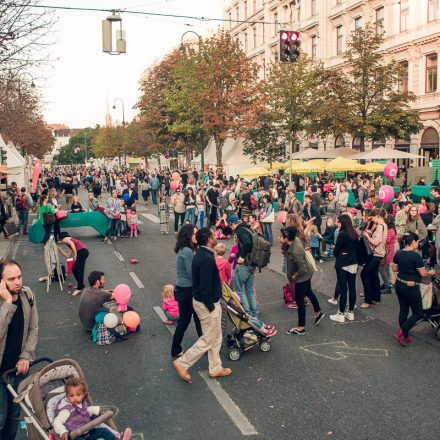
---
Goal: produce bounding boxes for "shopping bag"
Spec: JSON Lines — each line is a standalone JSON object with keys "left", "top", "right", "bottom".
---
{"left": 277, "top": 211, "right": 288, "bottom": 223}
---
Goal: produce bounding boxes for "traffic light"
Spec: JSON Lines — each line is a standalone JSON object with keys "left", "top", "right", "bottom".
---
{"left": 279, "top": 31, "right": 301, "bottom": 62}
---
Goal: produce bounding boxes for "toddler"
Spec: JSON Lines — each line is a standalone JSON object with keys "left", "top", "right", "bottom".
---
{"left": 127, "top": 206, "right": 139, "bottom": 238}
{"left": 308, "top": 225, "right": 323, "bottom": 262}
{"left": 215, "top": 243, "right": 232, "bottom": 284}
{"left": 53, "top": 377, "right": 131, "bottom": 440}
{"left": 119, "top": 201, "right": 128, "bottom": 238}
{"left": 158, "top": 196, "right": 169, "bottom": 235}
{"left": 162, "top": 284, "right": 179, "bottom": 325}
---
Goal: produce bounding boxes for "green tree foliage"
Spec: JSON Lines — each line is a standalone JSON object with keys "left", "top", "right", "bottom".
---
{"left": 54, "top": 127, "right": 94, "bottom": 164}
{"left": 326, "top": 24, "right": 422, "bottom": 151}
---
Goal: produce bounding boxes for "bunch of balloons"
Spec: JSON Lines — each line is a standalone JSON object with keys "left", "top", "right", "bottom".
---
{"left": 113, "top": 284, "right": 131, "bottom": 312}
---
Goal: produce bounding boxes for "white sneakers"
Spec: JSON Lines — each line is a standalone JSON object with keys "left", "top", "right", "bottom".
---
{"left": 330, "top": 311, "right": 355, "bottom": 323}
{"left": 328, "top": 298, "right": 338, "bottom": 305}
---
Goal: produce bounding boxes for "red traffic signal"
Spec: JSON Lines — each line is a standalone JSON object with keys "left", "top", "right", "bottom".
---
{"left": 279, "top": 31, "right": 301, "bottom": 62}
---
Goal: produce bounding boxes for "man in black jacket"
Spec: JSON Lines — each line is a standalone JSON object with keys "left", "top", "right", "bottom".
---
{"left": 173, "top": 228, "right": 232, "bottom": 383}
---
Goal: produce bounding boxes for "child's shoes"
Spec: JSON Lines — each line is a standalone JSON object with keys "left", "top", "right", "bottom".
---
{"left": 121, "top": 428, "right": 132, "bottom": 440}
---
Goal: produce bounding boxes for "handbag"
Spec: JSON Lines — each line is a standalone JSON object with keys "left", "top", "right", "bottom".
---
{"left": 277, "top": 211, "right": 288, "bottom": 223}
{"left": 305, "top": 250, "right": 318, "bottom": 272}
{"left": 420, "top": 282, "right": 433, "bottom": 310}
{"left": 56, "top": 210, "right": 67, "bottom": 220}
{"left": 261, "top": 210, "right": 275, "bottom": 223}
{"left": 43, "top": 212, "right": 55, "bottom": 225}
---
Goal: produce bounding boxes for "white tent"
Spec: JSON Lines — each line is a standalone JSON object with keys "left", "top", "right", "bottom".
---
{"left": 5, "top": 141, "right": 26, "bottom": 188}
{"left": 350, "top": 147, "right": 424, "bottom": 160}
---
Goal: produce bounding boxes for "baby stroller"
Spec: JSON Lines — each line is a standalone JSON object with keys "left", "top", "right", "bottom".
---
{"left": 418, "top": 275, "right": 440, "bottom": 340}
{"left": 222, "top": 283, "right": 276, "bottom": 361}
{"left": 3, "top": 358, "right": 119, "bottom": 439}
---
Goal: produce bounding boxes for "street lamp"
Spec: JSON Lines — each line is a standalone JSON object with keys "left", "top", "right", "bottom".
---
{"left": 112, "top": 98, "right": 126, "bottom": 166}
{"left": 16, "top": 72, "right": 35, "bottom": 89}
{"left": 180, "top": 31, "right": 204, "bottom": 172}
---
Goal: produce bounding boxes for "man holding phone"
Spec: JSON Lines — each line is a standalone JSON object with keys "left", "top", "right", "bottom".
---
{"left": 0, "top": 260, "right": 38, "bottom": 439}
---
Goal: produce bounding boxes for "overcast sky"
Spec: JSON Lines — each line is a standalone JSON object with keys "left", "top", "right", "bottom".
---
{"left": 40, "top": 0, "right": 222, "bottom": 128}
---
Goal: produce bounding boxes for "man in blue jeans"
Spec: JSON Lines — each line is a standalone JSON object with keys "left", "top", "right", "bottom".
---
{"left": 0, "top": 260, "right": 38, "bottom": 439}
{"left": 229, "top": 216, "right": 258, "bottom": 317}
{"left": 149, "top": 174, "right": 160, "bottom": 204}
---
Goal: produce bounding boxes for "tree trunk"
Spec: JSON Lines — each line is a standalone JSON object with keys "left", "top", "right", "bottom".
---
{"left": 360, "top": 132, "right": 365, "bottom": 152}
{"left": 215, "top": 137, "right": 223, "bottom": 168}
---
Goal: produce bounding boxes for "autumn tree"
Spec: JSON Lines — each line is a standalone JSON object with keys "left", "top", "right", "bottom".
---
{"left": 326, "top": 24, "right": 422, "bottom": 151}
{"left": 54, "top": 127, "right": 95, "bottom": 164}
{"left": 90, "top": 125, "right": 125, "bottom": 158}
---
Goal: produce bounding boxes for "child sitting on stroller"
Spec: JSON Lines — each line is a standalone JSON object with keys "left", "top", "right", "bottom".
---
{"left": 53, "top": 377, "right": 132, "bottom": 440}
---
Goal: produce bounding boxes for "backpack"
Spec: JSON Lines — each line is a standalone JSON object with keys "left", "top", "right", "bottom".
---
{"left": 250, "top": 193, "right": 258, "bottom": 209}
{"left": 22, "top": 286, "right": 35, "bottom": 307}
{"left": 242, "top": 228, "right": 271, "bottom": 272}
{"left": 15, "top": 195, "right": 26, "bottom": 211}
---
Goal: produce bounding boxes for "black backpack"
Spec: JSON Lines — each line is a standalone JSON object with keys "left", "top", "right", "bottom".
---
{"left": 242, "top": 228, "right": 271, "bottom": 272}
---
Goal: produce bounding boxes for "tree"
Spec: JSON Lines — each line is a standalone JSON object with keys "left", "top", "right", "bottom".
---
{"left": 54, "top": 128, "right": 95, "bottom": 164}
{"left": 90, "top": 125, "right": 125, "bottom": 158}
{"left": 327, "top": 24, "right": 422, "bottom": 151}
{"left": 243, "top": 109, "right": 286, "bottom": 166}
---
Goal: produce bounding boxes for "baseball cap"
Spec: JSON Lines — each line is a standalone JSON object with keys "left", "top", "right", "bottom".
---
{"left": 228, "top": 215, "right": 240, "bottom": 224}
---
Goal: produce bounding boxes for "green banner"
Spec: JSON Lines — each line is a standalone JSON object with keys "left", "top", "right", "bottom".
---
{"left": 333, "top": 172, "right": 346, "bottom": 179}
{"left": 433, "top": 160, "right": 440, "bottom": 168}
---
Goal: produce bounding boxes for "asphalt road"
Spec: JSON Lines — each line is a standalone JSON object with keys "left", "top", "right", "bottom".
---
{"left": 12, "top": 197, "right": 440, "bottom": 440}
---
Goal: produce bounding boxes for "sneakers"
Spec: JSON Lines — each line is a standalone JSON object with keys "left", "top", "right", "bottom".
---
{"left": 284, "top": 302, "right": 298, "bottom": 309}
{"left": 394, "top": 329, "right": 408, "bottom": 347}
{"left": 264, "top": 324, "right": 275, "bottom": 331}
{"left": 314, "top": 312, "right": 325, "bottom": 325}
{"left": 360, "top": 303, "right": 370, "bottom": 309}
{"left": 121, "top": 428, "right": 132, "bottom": 440}
{"left": 330, "top": 312, "right": 345, "bottom": 323}
{"left": 344, "top": 311, "right": 355, "bottom": 321}
{"left": 263, "top": 328, "right": 277, "bottom": 337}
{"left": 286, "top": 327, "right": 305, "bottom": 335}
{"left": 328, "top": 298, "right": 338, "bottom": 305}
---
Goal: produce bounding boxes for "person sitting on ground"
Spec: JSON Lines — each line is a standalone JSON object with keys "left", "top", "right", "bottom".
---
{"left": 215, "top": 214, "right": 232, "bottom": 239}
{"left": 79, "top": 271, "right": 113, "bottom": 330}
{"left": 162, "top": 284, "right": 179, "bottom": 325}
{"left": 53, "top": 377, "right": 132, "bottom": 440}
{"left": 70, "top": 195, "right": 84, "bottom": 213}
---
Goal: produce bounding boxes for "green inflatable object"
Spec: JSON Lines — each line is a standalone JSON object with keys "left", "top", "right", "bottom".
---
{"left": 29, "top": 211, "right": 109, "bottom": 244}
{"left": 410, "top": 185, "right": 432, "bottom": 203}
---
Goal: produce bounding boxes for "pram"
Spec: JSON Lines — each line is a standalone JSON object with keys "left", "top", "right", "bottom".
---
{"left": 417, "top": 275, "right": 440, "bottom": 340}
{"left": 222, "top": 283, "right": 276, "bottom": 361}
{"left": 3, "top": 358, "right": 119, "bottom": 439}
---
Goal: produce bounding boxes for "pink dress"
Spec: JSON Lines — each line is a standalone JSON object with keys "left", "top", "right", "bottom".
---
{"left": 385, "top": 228, "right": 396, "bottom": 264}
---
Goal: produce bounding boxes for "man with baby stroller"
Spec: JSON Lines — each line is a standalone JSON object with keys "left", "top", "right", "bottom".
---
{"left": 0, "top": 260, "right": 38, "bottom": 439}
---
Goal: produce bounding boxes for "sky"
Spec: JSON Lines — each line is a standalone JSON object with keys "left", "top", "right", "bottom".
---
{"left": 39, "top": 0, "right": 223, "bottom": 128}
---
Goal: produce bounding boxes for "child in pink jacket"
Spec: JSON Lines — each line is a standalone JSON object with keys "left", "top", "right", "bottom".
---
{"left": 162, "top": 284, "right": 179, "bottom": 325}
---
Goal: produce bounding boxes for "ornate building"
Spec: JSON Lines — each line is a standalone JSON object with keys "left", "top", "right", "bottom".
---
{"left": 223, "top": 0, "right": 440, "bottom": 161}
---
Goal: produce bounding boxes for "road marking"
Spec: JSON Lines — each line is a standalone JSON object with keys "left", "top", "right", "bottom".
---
{"left": 199, "top": 371, "right": 258, "bottom": 436}
{"left": 300, "top": 341, "right": 388, "bottom": 361}
{"left": 137, "top": 220, "right": 144, "bottom": 224}
{"left": 153, "top": 306, "right": 175, "bottom": 335}
{"left": 114, "top": 251, "right": 124, "bottom": 262}
{"left": 142, "top": 213, "right": 159, "bottom": 224}
{"left": 129, "top": 272, "right": 144, "bottom": 288}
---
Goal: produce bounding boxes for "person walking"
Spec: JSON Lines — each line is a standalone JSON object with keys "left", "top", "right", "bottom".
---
{"left": 360, "top": 208, "right": 388, "bottom": 308}
{"left": 0, "top": 260, "right": 38, "bottom": 439}
{"left": 171, "top": 224, "right": 202, "bottom": 358}
{"left": 392, "top": 233, "right": 435, "bottom": 346}
{"left": 149, "top": 174, "right": 160, "bottom": 204}
{"left": 15, "top": 187, "right": 32, "bottom": 236}
{"left": 173, "top": 227, "right": 231, "bottom": 383}
{"left": 330, "top": 214, "right": 359, "bottom": 323}
{"left": 58, "top": 232, "right": 89, "bottom": 296}
{"left": 103, "top": 190, "right": 121, "bottom": 243}
{"left": 281, "top": 226, "right": 324, "bottom": 335}
{"left": 260, "top": 194, "right": 274, "bottom": 245}
{"left": 183, "top": 187, "right": 197, "bottom": 225}
{"left": 171, "top": 188, "right": 186, "bottom": 233}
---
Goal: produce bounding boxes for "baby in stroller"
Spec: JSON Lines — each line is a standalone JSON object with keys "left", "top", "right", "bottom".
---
{"left": 54, "top": 377, "right": 131, "bottom": 440}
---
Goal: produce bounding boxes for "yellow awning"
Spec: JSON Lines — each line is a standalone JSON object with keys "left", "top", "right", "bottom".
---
{"left": 358, "top": 162, "right": 386, "bottom": 173}
{"left": 240, "top": 166, "right": 270, "bottom": 177}
{"left": 290, "top": 160, "right": 326, "bottom": 174}
{"left": 325, "top": 157, "right": 362, "bottom": 173}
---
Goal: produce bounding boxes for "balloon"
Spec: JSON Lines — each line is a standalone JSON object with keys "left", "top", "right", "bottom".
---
{"left": 113, "top": 284, "right": 131, "bottom": 312}
{"left": 378, "top": 185, "right": 394, "bottom": 203}
{"left": 170, "top": 181, "right": 178, "bottom": 191}
{"left": 32, "top": 160, "right": 42, "bottom": 193}
{"left": 123, "top": 193, "right": 130, "bottom": 202}
{"left": 123, "top": 311, "right": 140, "bottom": 329}
{"left": 172, "top": 172, "right": 180, "bottom": 181}
{"left": 384, "top": 162, "right": 398, "bottom": 179}
{"left": 104, "top": 313, "right": 119, "bottom": 329}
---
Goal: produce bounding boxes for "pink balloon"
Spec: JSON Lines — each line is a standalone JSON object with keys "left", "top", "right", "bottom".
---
{"left": 172, "top": 172, "right": 180, "bottom": 181}
{"left": 170, "top": 181, "right": 178, "bottom": 191}
{"left": 384, "top": 162, "right": 398, "bottom": 179}
{"left": 378, "top": 185, "right": 394, "bottom": 203}
{"left": 113, "top": 284, "right": 132, "bottom": 312}
{"left": 32, "top": 160, "right": 42, "bottom": 193}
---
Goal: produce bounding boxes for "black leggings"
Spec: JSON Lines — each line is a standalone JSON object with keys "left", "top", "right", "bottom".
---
{"left": 336, "top": 267, "right": 357, "bottom": 313}
{"left": 72, "top": 248, "right": 89, "bottom": 290}
{"left": 42, "top": 220, "right": 61, "bottom": 244}
{"left": 171, "top": 286, "right": 202, "bottom": 357}
{"left": 360, "top": 255, "right": 381, "bottom": 304}
{"left": 294, "top": 279, "right": 321, "bottom": 327}
{"left": 395, "top": 280, "right": 423, "bottom": 337}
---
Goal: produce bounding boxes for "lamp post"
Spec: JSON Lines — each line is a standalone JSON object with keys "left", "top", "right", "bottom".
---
{"left": 112, "top": 98, "right": 126, "bottom": 166}
{"left": 180, "top": 31, "right": 204, "bottom": 172}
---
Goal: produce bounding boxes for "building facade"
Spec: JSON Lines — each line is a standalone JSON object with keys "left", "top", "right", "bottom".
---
{"left": 223, "top": 0, "right": 440, "bottom": 161}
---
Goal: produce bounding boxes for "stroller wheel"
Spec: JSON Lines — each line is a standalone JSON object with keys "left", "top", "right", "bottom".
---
{"left": 229, "top": 348, "right": 241, "bottom": 361}
{"left": 259, "top": 340, "right": 271, "bottom": 352}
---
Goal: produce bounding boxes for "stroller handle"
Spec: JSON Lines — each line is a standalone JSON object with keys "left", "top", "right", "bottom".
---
{"left": 2, "top": 357, "right": 53, "bottom": 384}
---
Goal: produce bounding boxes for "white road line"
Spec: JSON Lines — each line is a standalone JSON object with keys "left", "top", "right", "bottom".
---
{"left": 199, "top": 371, "right": 258, "bottom": 436}
{"left": 129, "top": 272, "right": 144, "bottom": 288}
{"left": 153, "top": 306, "right": 175, "bottom": 335}
{"left": 137, "top": 220, "right": 144, "bottom": 224}
{"left": 114, "top": 251, "right": 124, "bottom": 262}
{"left": 142, "top": 213, "right": 160, "bottom": 224}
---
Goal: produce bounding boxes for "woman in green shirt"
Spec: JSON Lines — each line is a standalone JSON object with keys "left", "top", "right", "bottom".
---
{"left": 39, "top": 194, "right": 56, "bottom": 244}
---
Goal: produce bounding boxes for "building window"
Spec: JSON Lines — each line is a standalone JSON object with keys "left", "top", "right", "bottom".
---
{"left": 297, "top": 0, "right": 301, "bottom": 21}
{"left": 244, "top": 0, "right": 247, "bottom": 18}
{"left": 236, "top": 5, "right": 239, "bottom": 22}
{"left": 400, "top": 0, "right": 409, "bottom": 32}
{"left": 428, "top": 0, "right": 439, "bottom": 21}
{"left": 261, "top": 20, "right": 265, "bottom": 43}
{"left": 354, "top": 16, "right": 363, "bottom": 29}
{"left": 253, "top": 27, "right": 257, "bottom": 48}
{"left": 426, "top": 53, "right": 438, "bottom": 93}
{"left": 244, "top": 32, "right": 248, "bottom": 52}
{"left": 336, "top": 25, "right": 343, "bottom": 55}
{"left": 398, "top": 60, "right": 409, "bottom": 93}
{"left": 311, "top": 0, "right": 316, "bottom": 16}
{"left": 253, "top": 0, "right": 257, "bottom": 14}
{"left": 273, "top": 11, "right": 278, "bottom": 35}
{"left": 311, "top": 35, "right": 317, "bottom": 61}
{"left": 375, "top": 7, "right": 385, "bottom": 35}
{"left": 228, "top": 11, "right": 232, "bottom": 27}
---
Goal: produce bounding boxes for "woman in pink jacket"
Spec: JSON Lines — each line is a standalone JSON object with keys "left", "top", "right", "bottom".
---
{"left": 379, "top": 216, "right": 396, "bottom": 295}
